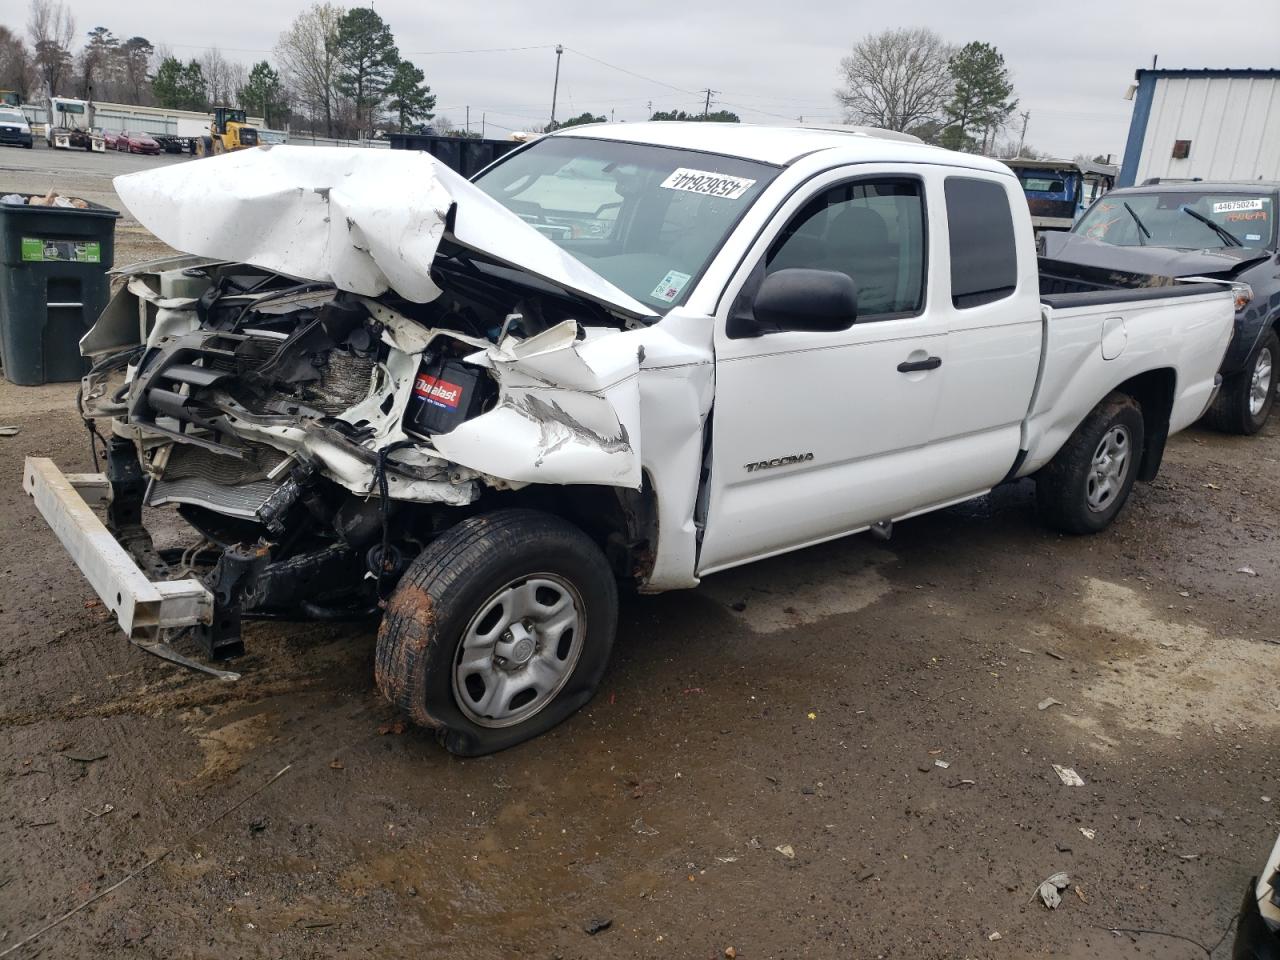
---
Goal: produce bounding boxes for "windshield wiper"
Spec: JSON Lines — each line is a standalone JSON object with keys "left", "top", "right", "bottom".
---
{"left": 1179, "top": 205, "right": 1243, "bottom": 247}
{"left": 1122, "top": 202, "right": 1151, "bottom": 245}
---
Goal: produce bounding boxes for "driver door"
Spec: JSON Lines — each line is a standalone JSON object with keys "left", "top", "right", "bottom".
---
{"left": 697, "top": 166, "right": 954, "bottom": 575}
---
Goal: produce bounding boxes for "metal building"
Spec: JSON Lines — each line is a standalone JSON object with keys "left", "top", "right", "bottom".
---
{"left": 1118, "top": 67, "right": 1280, "bottom": 187}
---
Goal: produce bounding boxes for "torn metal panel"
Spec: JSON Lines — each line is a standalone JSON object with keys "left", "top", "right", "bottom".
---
{"left": 431, "top": 321, "right": 644, "bottom": 488}
{"left": 113, "top": 146, "right": 657, "bottom": 320}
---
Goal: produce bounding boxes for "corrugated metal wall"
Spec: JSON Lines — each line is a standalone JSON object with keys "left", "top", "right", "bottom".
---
{"left": 1136, "top": 75, "right": 1280, "bottom": 183}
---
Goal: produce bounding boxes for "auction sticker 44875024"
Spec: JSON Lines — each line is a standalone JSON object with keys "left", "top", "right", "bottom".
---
{"left": 661, "top": 168, "right": 756, "bottom": 199}
{"left": 1212, "top": 198, "right": 1266, "bottom": 214}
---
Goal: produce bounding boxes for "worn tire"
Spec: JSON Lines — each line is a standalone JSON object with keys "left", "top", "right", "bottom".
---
{"left": 375, "top": 509, "right": 617, "bottom": 756}
{"left": 1205, "top": 329, "right": 1278, "bottom": 435}
{"left": 1036, "top": 392, "right": 1144, "bottom": 535}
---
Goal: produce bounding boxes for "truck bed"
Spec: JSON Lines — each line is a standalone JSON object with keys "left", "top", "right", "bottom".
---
{"left": 1018, "top": 263, "right": 1235, "bottom": 476}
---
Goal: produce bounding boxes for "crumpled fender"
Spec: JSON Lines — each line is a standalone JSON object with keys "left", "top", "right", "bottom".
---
{"left": 433, "top": 320, "right": 643, "bottom": 488}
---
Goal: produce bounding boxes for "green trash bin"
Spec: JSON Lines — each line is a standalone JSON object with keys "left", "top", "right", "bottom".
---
{"left": 0, "top": 195, "right": 119, "bottom": 385}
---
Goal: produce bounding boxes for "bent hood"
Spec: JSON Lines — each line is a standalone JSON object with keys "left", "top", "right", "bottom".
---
{"left": 1042, "top": 232, "right": 1270, "bottom": 278}
{"left": 113, "top": 145, "right": 657, "bottom": 321}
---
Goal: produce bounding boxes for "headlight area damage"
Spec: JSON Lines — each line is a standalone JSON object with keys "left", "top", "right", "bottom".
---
{"left": 66, "top": 147, "right": 655, "bottom": 665}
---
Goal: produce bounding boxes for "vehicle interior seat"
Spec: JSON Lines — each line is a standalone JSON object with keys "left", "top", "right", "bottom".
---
{"left": 821, "top": 205, "right": 898, "bottom": 315}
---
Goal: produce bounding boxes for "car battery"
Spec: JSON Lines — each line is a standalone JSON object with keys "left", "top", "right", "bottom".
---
{"left": 403, "top": 354, "right": 489, "bottom": 438}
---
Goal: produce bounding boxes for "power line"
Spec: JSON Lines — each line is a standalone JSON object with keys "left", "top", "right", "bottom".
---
{"left": 156, "top": 41, "right": 559, "bottom": 57}
{"left": 562, "top": 46, "right": 699, "bottom": 96}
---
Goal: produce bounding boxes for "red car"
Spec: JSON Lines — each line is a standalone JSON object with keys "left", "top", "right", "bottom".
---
{"left": 101, "top": 129, "right": 123, "bottom": 150}
{"left": 118, "top": 130, "right": 160, "bottom": 155}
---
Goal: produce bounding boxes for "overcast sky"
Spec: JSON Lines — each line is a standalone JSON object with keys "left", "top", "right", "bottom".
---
{"left": 43, "top": 0, "right": 1280, "bottom": 160}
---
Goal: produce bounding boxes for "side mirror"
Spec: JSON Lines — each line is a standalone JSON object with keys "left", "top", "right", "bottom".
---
{"left": 749, "top": 268, "right": 859, "bottom": 335}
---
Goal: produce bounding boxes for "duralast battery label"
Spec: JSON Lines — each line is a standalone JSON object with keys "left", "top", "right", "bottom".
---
{"left": 413, "top": 373, "right": 463, "bottom": 409}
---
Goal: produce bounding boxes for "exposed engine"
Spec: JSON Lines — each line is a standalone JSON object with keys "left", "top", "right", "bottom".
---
{"left": 78, "top": 255, "right": 645, "bottom": 657}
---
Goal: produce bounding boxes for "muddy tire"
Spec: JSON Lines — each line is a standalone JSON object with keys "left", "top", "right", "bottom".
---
{"left": 1036, "top": 392, "right": 1144, "bottom": 535}
{"left": 375, "top": 509, "right": 617, "bottom": 756}
{"left": 196, "top": 136, "right": 213, "bottom": 158}
{"left": 1205, "top": 329, "right": 1278, "bottom": 435}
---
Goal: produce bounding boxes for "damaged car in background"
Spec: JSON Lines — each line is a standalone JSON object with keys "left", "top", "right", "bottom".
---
{"left": 24, "top": 129, "right": 1236, "bottom": 754}
{"left": 1043, "top": 181, "right": 1280, "bottom": 435}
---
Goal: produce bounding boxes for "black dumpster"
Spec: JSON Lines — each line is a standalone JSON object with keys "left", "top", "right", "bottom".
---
{"left": 0, "top": 195, "right": 118, "bottom": 385}
{"left": 387, "top": 133, "right": 520, "bottom": 178}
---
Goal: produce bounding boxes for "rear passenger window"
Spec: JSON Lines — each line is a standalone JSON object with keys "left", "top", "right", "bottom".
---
{"left": 944, "top": 177, "right": 1018, "bottom": 308}
{"left": 766, "top": 178, "right": 925, "bottom": 320}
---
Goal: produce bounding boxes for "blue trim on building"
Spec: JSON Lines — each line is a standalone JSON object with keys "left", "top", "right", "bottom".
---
{"left": 1118, "top": 73, "right": 1157, "bottom": 187}
{"left": 1135, "top": 68, "right": 1280, "bottom": 81}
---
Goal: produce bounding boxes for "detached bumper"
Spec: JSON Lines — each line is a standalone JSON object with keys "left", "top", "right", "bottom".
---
{"left": 22, "top": 457, "right": 212, "bottom": 640}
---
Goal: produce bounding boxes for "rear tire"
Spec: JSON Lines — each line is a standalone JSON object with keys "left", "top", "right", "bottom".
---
{"left": 1205, "top": 329, "right": 1278, "bottom": 435}
{"left": 375, "top": 509, "right": 618, "bottom": 756}
{"left": 1036, "top": 392, "right": 1144, "bottom": 534}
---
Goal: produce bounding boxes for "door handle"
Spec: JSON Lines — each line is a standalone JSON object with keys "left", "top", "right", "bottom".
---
{"left": 897, "top": 356, "right": 942, "bottom": 373}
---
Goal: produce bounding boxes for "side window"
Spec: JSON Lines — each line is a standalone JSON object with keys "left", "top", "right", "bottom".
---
{"left": 765, "top": 178, "right": 925, "bottom": 320}
{"left": 944, "top": 177, "right": 1018, "bottom": 308}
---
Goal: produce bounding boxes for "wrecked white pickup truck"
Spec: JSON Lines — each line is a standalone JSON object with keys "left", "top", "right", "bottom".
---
{"left": 24, "top": 125, "right": 1235, "bottom": 754}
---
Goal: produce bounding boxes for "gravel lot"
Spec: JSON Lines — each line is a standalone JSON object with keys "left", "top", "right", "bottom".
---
{"left": 0, "top": 141, "right": 182, "bottom": 264}
{"left": 1, "top": 146, "right": 1278, "bottom": 959}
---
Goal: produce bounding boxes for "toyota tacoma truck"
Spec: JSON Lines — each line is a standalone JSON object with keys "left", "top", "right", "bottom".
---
{"left": 22, "top": 125, "right": 1235, "bottom": 754}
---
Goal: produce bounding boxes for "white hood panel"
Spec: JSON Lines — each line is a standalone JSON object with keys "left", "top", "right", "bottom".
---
{"left": 113, "top": 145, "right": 656, "bottom": 319}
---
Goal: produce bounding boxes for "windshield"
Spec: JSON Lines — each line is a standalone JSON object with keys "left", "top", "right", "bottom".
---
{"left": 0, "top": 110, "right": 25, "bottom": 124}
{"left": 1076, "top": 191, "right": 1276, "bottom": 250}
{"left": 471, "top": 136, "right": 779, "bottom": 313}
{"left": 55, "top": 102, "right": 85, "bottom": 115}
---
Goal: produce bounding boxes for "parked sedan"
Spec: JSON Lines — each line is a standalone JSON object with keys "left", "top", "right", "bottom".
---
{"left": 101, "top": 129, "right": 123, "bottom": 150}
{"left": 1043, "top": 181, "right": 1280, "bottom": 434}
{"left": 118, "top": 130, "right": 161, "bottom": 155}
{"left": 0, "top": 108, "right": 33, "bottom": 148}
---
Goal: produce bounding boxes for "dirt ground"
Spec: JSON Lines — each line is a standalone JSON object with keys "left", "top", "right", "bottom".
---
{"left": 2, "top": 145, "right": 1279, "bottom": 959}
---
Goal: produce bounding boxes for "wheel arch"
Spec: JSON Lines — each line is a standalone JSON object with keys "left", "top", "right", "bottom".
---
{"left": 1111, "top": 367, "right": 1176, "bottom": 481}
{"left": 467, "top": 473, "right": 660, "bottom": 586}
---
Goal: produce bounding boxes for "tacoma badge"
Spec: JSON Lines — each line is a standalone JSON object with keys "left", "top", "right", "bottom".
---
{"left": 744, "top": 453, "right": 814, "bottom": 473}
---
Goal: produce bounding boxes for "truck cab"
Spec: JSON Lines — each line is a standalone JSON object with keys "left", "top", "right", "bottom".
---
{"left": 46, "top": 97, "right": 105, "bottom": 152}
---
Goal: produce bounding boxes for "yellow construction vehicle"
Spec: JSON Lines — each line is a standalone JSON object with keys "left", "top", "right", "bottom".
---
{"left": 196, "top": 107, "right": 259, "bottom": 156}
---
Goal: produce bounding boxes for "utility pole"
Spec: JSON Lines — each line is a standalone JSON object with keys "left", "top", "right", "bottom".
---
{"left": 481, "top": 113, "right": 485, "bottom": 138}
{"left": 611, "top": 107, "right": 615, "bottom": 123}
{"left": 1017, "top": 110, "right": 1030, "bottom": 157}
{"left": 701, "top": 88, "right": 718, "bottom": 119}
{"left": 550, "top": 43, "right": 564, "bottom": 129}
{"left": 646, "top": 100, "right": 652, "bottom": 119}
{"left": 465, "top": 105, "right": 470, "bottom": 135}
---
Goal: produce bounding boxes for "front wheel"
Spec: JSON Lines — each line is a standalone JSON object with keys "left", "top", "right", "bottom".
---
{"left": 375, "top": 509, "right": 618, "bottom": 756}
{"left": 1036, "top": 392, "right": 1145, "bottom": 535}
{"left": 1205, "top": 329, "right": 1278, "bottom": 435}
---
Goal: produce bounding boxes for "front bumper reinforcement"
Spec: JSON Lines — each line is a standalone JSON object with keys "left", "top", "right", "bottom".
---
{"left": 21, "top": 456, "right": 238, "bottom": 679}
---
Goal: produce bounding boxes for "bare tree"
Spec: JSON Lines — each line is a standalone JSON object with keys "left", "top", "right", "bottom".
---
{"left": 0, "top": 27, "right": 35, "bottom": 98}
{"left": 27, "top": 0, "right": 75, "bottom": 96}
{"left": 835, "top": 27, "right": 954, "bottom": 133}
{"left": 276, "top": 3, "right": 344, "bottom": 136}
{"left": 200, "top": 48, "right": 242, "bottom": 106}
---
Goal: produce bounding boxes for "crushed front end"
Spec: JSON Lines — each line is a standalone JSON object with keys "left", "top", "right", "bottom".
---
{"left": 40, "top": 248, "right": 643, "bottom": 664}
